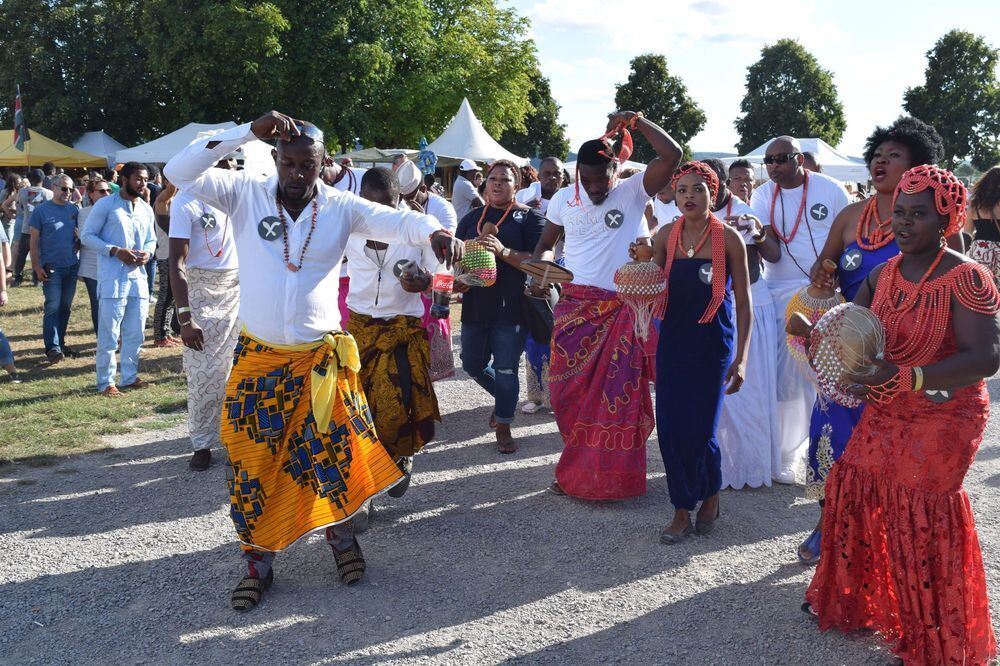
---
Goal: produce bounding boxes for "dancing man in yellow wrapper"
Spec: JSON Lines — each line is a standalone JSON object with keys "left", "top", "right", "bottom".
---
{"left": 164, "top": 111, "right": 463, "bottom": 612}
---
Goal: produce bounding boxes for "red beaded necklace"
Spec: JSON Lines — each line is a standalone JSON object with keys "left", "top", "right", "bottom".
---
{"left": 276, "top": 195, "right": 319, "bottom": 273}
{"left": 679, "top": 217, "right": 713, "bottom": 258}
{"left": 663, "top": 213, "right": 727, "bottom": 324}
{"left": 769, "top": 171, "right": 810, "bottom": 244}
{"left": 475, "top": 199, "right": 516, "bottom": 236}
{"left": 871, "top": 250, "right": 1000, "bottom": 367}
{"left": 856, "top": 195, "right": 894, "bottom": 251}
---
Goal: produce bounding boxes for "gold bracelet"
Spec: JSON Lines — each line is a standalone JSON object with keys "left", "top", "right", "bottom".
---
{"left": 912, "top": 366, "right": 924, "bottom": 392}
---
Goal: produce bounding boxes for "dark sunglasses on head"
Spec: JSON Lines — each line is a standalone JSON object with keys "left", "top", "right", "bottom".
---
{"left": 293, "top": 121, "right": 325, "bottom": 144}
{"left": 763, "top": 152, "right": 800, "bottom": 165}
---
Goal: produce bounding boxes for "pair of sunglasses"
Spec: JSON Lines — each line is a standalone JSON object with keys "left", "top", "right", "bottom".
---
{"left": 94, "top": 188, "right": 111, "bottom": 194}
{"left": 293, "top": 121, "right": 325, "bottom": 144}
{"left": 763, "top": 152, "right": 800, "bottom": 165}
{"left": 58, "top": 186, "right": 74, "bottom": 193}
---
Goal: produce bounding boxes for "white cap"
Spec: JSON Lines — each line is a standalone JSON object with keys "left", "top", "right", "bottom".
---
{"left": 397, "top": 160, "right": 422, "bottom": 196}
{"left": 459, "top": 158, "right": 478, "bottom": 171}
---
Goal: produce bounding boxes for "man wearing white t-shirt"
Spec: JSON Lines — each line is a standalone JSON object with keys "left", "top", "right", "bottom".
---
{"left": 514, "top": 157, "right": 563, "bottom": 216}
{"left": 169, "top": 162, "right": 241, "bottom": 472}
{"left": 532, "top": 111, "right": 681, "bottom": 501}
{"left": 400, "top": 161, "right": 458, "bottom": 233}
{"left": 451, "top": 159, "right": 483, "bottom": 220}
{"left": 345, "top": 167, "right": 443, "bottom": 499}
{"left": 749, "top": 136, "right": 850, "bottom": 483}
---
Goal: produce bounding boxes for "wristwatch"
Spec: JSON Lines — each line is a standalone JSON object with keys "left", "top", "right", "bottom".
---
{"left": 109, "top": 246, "right": 118, "bottom": 256}
{"left": 501, "top": 247, "right": 512, "bottom": 259}
{"left": 752, "top": 231, "right": 766, "bottom": 244}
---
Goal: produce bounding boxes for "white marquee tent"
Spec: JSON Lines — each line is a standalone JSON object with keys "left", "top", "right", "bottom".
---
{"left": 724, "top": 137, "right": 869, "bottom": 184}
{"left": 425, "top": 98, "right": 527, "bottom": 166}
{"left": 115, "top": 122, "right": 238, "bottom": 164}
{"left": 73, "top": 131, "right": 127, "bottom": 167}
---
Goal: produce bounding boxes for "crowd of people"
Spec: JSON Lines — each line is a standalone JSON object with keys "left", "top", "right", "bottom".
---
{"left": 2, "top": 107, "right": 1000, "bottom": 665}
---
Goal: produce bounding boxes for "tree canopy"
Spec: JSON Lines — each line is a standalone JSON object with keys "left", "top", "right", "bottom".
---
{"left": 613, "top": 54, "right": 705, "bottom": 164}
{"left": 0, "top": 0, "right": 546, "bottom": 154}
{"left": 734, "top": 39, "right": 845, "bottom": 154}
{"left": 904, "top": 30, "right": 1000, "bottom": 170}
{"left": 499, "top": 73, "right": 569, "bottom": 160}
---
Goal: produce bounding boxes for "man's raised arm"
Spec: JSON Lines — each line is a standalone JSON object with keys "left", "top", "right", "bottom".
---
{"left": 163, "top": 125, "right": 254, "bottom": 216}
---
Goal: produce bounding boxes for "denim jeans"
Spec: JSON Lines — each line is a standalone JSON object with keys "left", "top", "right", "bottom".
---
{"left": 41, "top": 264, "right": 79, "bottom": 353}
{"left": 96, "top": 296, "right": 148, "bottom": 391}
{"left": 460, "top": 322, "right": 527, "bottom": 424}
{"left": 81, "top": 276, "right": 99, "bottom": 336}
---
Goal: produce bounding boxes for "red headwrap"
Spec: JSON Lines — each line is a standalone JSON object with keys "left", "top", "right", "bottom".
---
{"left": 569, "top": 123, "right": 634, "bottom": 208}
{"left": 671, "top": 161, "right": 720, "bottom": 202}
{"left": 892, "top": 164, "right": 968, "bottom": 237}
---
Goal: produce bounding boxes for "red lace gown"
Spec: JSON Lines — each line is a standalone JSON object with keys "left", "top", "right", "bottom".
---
{"left": 806, "top": 259, "right": 999, "bottom": 665}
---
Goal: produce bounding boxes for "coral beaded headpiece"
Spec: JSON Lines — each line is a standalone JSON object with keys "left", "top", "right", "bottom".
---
{"left": 671, "top": 161, "right": 720, "bottom": 202}
{"left": 892, "top": 164, "right": 968, "bottom": 237}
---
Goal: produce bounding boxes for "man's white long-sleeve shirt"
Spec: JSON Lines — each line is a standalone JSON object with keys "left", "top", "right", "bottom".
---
{"left": 165, "top": 123, "right": 443, "bottom": 345}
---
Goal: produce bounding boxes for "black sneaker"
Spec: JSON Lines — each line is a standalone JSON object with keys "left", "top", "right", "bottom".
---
{"left": 46, "top": 349, "right": 64, "bottom": 364}
{"left": 62, "top": 346, "right": 80, "bottom": 359}
{"left": 8, "top": 371, "right": 21, "bottom": 384}
{"left": 189, "top": 449, "right": 212, "bottom": 471}
{"left": 387, "top": 457, "right": 413, "bottom": 498}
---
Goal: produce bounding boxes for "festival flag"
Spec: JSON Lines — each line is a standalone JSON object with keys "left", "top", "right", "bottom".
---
{"left": 13, "top": 85, "right": 29, "bottom": 152}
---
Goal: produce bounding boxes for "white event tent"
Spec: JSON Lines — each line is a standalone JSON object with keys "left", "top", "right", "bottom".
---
{"left": 724, "top": 137, "right": 869, "bottom": 184}
{"left": 115, "top": 122, "right": 238, "bottom": 164}
{"left": 425, "top": 98, "right": 527, "bottom": 166}
{"left": 73, "top": 131, "right": 127, "bottom": 167}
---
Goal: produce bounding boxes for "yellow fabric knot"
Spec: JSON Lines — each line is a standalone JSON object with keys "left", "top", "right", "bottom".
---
{"left": 311, "top": 332, "right": 361, "bottom": 434}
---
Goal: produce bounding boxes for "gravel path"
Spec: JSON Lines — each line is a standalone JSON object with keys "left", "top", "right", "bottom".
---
{"left": 2, "top": 367, "right": 999, "bottom": 665}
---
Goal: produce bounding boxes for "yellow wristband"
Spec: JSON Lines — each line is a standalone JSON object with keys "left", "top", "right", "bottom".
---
{"left": 912, "top": 366, "right": 924, "bottom": 392}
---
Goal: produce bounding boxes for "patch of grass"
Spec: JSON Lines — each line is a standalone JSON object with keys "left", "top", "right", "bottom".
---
{"left": 0, "top": 280, "right": 188, "bottom": 461}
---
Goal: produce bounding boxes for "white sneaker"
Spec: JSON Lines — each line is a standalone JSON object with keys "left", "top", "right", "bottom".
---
{"left": 521, "top": 401, "right": 541, "bottom": 414}
{"left": 773, "top": 468, "right": 797, "bottom": 485}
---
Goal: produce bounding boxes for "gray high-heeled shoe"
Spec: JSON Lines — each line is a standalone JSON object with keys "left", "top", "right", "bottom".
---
{"left": 659, "top": 521, "right": 694, "bottom": 544}
{"left": 695, "top": 505, "right": 721, "bottom": 535}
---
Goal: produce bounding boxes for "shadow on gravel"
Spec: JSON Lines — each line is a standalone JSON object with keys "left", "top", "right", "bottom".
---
{"left": 0, "top": 435, "right": 226, "bottom": 539}
{"left": 0, "top": 396, "right": 840, "bottom": 664}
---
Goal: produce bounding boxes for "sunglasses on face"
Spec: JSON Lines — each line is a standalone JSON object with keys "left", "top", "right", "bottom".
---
{"left": 94, "top": 188, "right": 111, "bottom": 194}
{"left": 58, "top": 186, "right": 73, "bottom": 193}
{"left": 763, "top": 152, "right": 800, "bottom": 165}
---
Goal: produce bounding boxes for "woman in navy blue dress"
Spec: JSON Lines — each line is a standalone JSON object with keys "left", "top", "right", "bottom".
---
{"left": 650, "top": 162, "right": 752, "bottom": 543}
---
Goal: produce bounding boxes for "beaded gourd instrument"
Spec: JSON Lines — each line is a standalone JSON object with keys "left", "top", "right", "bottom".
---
{"left": 785, "top": 259, "right": 845, "bottom": 365}
{"left": 808, "top": 302, "right": 885, "bottom": 407}
{"left": 614, "top": 260, "right": 666, "bottom": 341}
{"left": 457, "top": 240, "right": 497, "bottom": 287}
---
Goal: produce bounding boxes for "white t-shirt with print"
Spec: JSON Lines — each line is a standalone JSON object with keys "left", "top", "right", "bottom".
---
{"left": 547, "top": 174, "right": 652, "bottom": 292}
{"left": 750, "top": 172, "right": 849, "bottom": 283}
{"left": 652, "top": 198, "right": 681, "bottom": 228}
{"left": 169, "top": 191, "right": 238, "bottom": 270}
{"left": 345, "top": 237, "right": 441, "bottom": 319}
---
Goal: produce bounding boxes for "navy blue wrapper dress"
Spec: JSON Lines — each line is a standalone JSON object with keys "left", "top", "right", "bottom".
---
{"left": 656, "top": 258, "right": 734, "bottom": 510}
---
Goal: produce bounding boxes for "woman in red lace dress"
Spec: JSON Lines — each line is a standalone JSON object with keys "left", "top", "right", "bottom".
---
{"left": 804, "top": 165, "right": 999, "bottom": 665}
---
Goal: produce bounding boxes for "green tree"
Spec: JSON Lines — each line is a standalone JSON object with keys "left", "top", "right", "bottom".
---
{"left": 734, "top": 39, "right": 845, "bottom": 154}
{"left": 613, "top": 54, "right": 705, "bottom": 163}
{"left": 499, "top": 73, "right": 569, "bottom": 159}
{"left": 904, "top": 30, "right": 1000, "bottom": 170}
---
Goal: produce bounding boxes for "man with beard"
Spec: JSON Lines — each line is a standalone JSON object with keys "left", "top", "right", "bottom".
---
{"left": 82, "top": 162, "right": 157, "bottom": 396}
{"left": 749, "top": 136, "right": 849, "bottom": 483}
{"left": 532, "top": 111, "right": 682, "bottom": 500}
{"left": 164, "top": 110, "right": 462, "bottom": 611}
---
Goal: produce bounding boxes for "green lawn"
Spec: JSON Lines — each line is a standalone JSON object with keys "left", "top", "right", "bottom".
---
{"left": 0, "top": 276, "right": 188, "bottom": 464}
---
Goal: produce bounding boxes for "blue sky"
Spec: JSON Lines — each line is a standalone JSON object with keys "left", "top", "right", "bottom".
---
{"left": 508, "top": 0, "right": 999, "bottom": 157}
